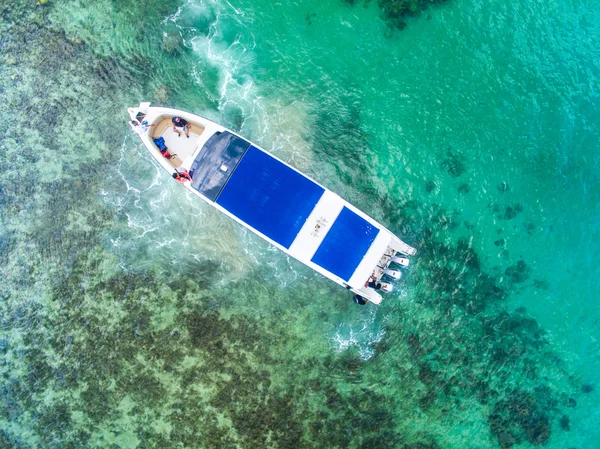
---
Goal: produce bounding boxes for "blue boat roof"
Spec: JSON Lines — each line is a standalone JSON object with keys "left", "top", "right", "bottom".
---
{"left": 310, "top": 206, "right": 380, "bottom": 281}
{"left": 215, "top": 146, "right": 325, "bottom": 249}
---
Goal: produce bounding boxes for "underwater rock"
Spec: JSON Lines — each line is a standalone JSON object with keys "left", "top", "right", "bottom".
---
{"left": 309, "top": 383, "right": 401, "bottom": 448}
{"left": 425, "top": 180, "right": 437, "bottom": 193}
{"left": 418, "top": 363, "right": 438, "bottom": 385}
{"left": 372, "top": 338, "right": 390, "bottom": 356}
{"left": 305, "top": 12, "right": 318, "bottom": 24}
{"left": 533, "top": 279, "right": 549, "bottom": 290}
{"left": 342, "top": 354, "right": 364, "bottom": 373}
{"left": 441, "top": 151, "right": 466, "bottom": 177}
{"left": 79, "top": 382, "right": 113, "bottom": 421}
{"left": 581, "top": 383, "right": 594, "bottom": 393}
{"left": 522, "top": 361, "right": 537, "bottom": 380}
{"left": 559, "top": 414, "right": 571, "bottom": 431}
{"left": 494, "top": 238, "right": 505, "bottom": 247}
{"left": 523, "top": 222, "right": 536, "bottom": 235}
{"left": 526, "top": 416, "right": 551, "bottom": 446}
{"left": 505, "top": 260, "right": 531, "bottom": 284}
{"left": 154, "top": 85, "right": 169, "bottom": 103}
{"left": 483, "top": 311, "right": 543, "bottom": 344}
{"left": 457, "top": 237, "right": 480, "bottom": 271}
{"left": 457, "top": 183, "right": 470, "bottom": 194}
{"left": 419, "top": 390, "right": 436, "bottom": 411}
{"left": 497, "top": 181, "right": 509, "bottom": 193}
{"left": 375, "top": 0, "right": 451, "bottom": 30}
{"left": 161, "top": 32, "right": 183, "bottom": 55}
{"left": 504, "top": 206, "right": 517, "bottom": 220}
{"left": 360, "top": 432, "right": 403, "bottom": 449}
{"left": 476, "top": 382, "right": 497, "bottom": 405}
{"left": 494, "top": 428, "right": 518, "bottom": 448}
{"left": 309, "top": 379, "right": 321, "bottom": 391}
{"left": 489, "top": 390, "right": 552, "bottom": 448}
{"left": 406, "top": 333, "right": 422, "bottom": 355}
{"left": 567, "top": 397, "right": 577, "bottom": 407}
{"left": 482, "top": 275, "right": 506, "bottom": 299}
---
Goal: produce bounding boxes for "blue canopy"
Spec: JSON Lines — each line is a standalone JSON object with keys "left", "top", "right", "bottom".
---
{"left": 215, "top": 146, "right": 325, "bottom": 249}
{"left": 311, "top": 207, "right": 379, "bottom": 281}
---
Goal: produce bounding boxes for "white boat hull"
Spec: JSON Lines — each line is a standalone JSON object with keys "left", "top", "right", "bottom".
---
{"left": 128, "top": 103, "right": 416, "bottom": 304}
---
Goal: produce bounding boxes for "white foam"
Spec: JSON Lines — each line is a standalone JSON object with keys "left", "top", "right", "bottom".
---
{"left": 167, "top": 0, "right": 315, "bottom": 169}
{"left": 329, "top": 306, "right": 387, "bottom": 360}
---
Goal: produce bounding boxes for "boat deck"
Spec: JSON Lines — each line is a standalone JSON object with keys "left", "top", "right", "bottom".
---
{"left": 150, "top": 116, "right": 206, "bottom": 168}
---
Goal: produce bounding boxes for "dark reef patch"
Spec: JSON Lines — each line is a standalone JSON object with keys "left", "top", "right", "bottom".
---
{"left": 440, "top": 149, "right": 466, "bottom": 178}
{"left": 419, "top": 390, "right": 437, "bottom": 411}
{"left": 375, "top": 0, "right": 451, "bottom": 30}
{"left": 489, "top": 390, "right": 552, "bottom": 448}
{"left": 396, "top": 210, "right": 575, "bottom": 448}
{"left": 559, "top": 414, "right": 570, "bottom": 431}
{"left": 425, "top": 179, "right": 437, "bottom": 193}
{"left": 457, "top": 183, "right": 470, "bottom": 194}
{"left": 504, "top": 206, "right": 517, "bottom": 220}
{"left": 497, "top": 181, "right": 509, "bottom": 193}
{"left": 505, "top": 260, "right": 531, "bottom": 284}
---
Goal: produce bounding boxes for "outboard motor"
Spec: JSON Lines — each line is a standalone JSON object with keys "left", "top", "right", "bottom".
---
{"left": 380, "top": 282, "right": 394, "bottom": 293}
{"left": 383, "top": 268, "right": 402, "bottom": 280}
{"left": 392, "top": 255, "right": 410, "bottom": 267}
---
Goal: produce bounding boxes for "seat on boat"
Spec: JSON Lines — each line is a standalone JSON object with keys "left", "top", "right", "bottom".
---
{"left": 150, "top": 116, "right": 206, "bottom": 168}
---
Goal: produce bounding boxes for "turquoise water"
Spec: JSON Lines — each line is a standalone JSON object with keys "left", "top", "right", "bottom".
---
{"left": 1, "top": 0, "right": 599, "bottom": 447}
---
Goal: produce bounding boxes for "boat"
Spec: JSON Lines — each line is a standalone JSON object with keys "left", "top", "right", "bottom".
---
{"left": 127, "top": 102, "right": 416, "bottom": 304}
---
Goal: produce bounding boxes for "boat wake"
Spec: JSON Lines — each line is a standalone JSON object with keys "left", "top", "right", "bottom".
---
{"left": 165, "top": 0, "right": 317, "bottom": 171}
{"left": 112, "top": 136, "right": 309, "bottom": 288}
{"left": 330, "top": 307, "right": 386, "bottom": 360}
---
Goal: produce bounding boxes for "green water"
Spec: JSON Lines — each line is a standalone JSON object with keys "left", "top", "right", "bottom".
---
{"left": 1, "top": 0, "right": 599, "bottom": 448}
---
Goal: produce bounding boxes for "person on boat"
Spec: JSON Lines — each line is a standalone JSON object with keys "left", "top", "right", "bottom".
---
{"left": 365, "top": 274, "right": 382, "bottom": 290}
{"left": 368, "top": 279, "right": 383, "bottom": 290}
{"left": 353, "top": 294, "right": 368, "bottom": 305}
{"left": 130, "top": 119, "right": 155, "bottom": 135}
{"left": 160, "top": 148, "right": 175, "bottom": 159}
{"left": 172, "top": 116, "right": 190, "bottom": 138}
{"left": 172, "top": 170, "right": 192, "bottom": 184}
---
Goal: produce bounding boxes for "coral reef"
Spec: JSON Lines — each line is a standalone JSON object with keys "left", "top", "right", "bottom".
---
{"left": 440, "top": 149, "right": 466, "bottom": 178}
{"left": 505, "top": 260, "right": 531, "bottom": 284}
{"left": 489, "top": 390, "right": 552, "bottom": 447}
{"left": 376, "top": 0, "right": 451, "bottom": 30}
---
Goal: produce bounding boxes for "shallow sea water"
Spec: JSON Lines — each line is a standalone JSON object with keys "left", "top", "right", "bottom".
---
{"left": 1, "top": 0, "right": 599, "bottom": 448}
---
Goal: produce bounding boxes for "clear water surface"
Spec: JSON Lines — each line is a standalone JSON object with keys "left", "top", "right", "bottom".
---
{"left": 1, "top": 0, "right": 598, "bottom": 448}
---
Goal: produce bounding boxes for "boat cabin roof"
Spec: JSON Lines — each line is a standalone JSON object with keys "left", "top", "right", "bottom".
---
{"left": 189, "top": 131, "right": 250, "bottom": 201}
